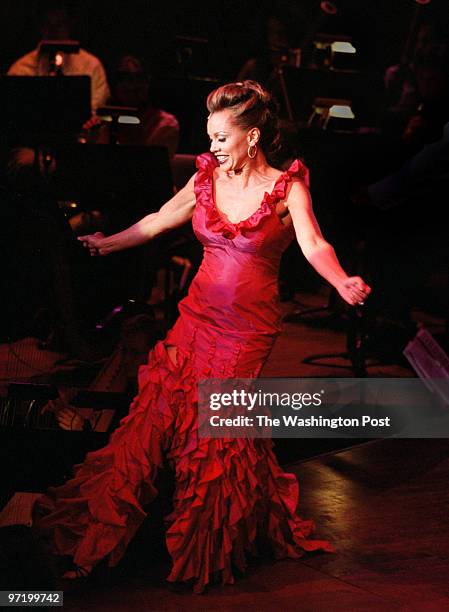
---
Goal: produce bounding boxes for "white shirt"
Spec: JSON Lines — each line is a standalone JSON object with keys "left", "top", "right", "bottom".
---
{"left": 8, "top": 46, "right": 110, "bottom": 111}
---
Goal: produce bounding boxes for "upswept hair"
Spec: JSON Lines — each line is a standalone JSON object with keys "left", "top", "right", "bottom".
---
{"left": 206, "top": 80, "right": 281, "bottom": 161}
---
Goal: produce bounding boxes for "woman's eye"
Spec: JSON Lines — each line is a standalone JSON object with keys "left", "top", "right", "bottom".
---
{"left": 218, "top": 138, "right": 226, "bottom": 142}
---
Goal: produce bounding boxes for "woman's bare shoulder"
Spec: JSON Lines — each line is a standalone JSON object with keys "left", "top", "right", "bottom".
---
{"left": 266, "top": 165, "right": 284, "bottom": 180}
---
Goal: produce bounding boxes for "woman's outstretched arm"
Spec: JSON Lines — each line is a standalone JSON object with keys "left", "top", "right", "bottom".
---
{"left": 285, "top": 180, "right": 371, "bottom": 306}
{"left": 78, "top": 174, "right": 196, "bottom": 255}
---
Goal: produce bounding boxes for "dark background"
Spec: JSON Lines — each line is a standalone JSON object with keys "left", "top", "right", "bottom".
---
{"left": 2, "top": 0, "right": 449, "bottom": 84}
{"left": 0, "top": 0, "right": 448, "bottom": 497}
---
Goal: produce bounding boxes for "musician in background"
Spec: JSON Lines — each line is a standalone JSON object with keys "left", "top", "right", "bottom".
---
{"left": 237, "top": 15, "right": 295, "bottom": 86}
{"left": 91, "top": 55, "right": 180, "bottom": 159}
{"left": 7, "top": 4, "right": 110, "bottom": 111}
{"left": 400, "top": 44, "right": 449, "bottom": 150}
{"left": 49, "top": 313, "right": 165, "bottom": 432}
{"left": 352, "top": 120, "right": 449, "bottom": 349}
{"left": 4, "top": 5, "right": 111, "bottom": 359}
{"left": 383, "top": 21, "right": 449, "bottom": 152}
{"left": 384, "top": 21, "right": 437, "bottom": 112}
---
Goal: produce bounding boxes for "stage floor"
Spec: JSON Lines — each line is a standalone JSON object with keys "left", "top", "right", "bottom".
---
{"left": 2, "top": 288, "right": 448, "bottom": 610}
{"left": 59, "top": 437, "right": 449, "bottom": 611}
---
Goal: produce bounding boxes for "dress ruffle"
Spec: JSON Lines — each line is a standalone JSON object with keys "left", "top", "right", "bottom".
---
{"left": 34, "top": 151, "right": 333, "bottom": 595}
{"left": 195, "top": 153, "right": 310, "bottom": 240}
{"left": 34, "top": 339, "right": 334, "bottom": 594}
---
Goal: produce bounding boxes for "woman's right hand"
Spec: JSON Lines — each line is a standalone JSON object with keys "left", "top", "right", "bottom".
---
{"left": 78, "top": 232, "right": 106, "bottom": 256}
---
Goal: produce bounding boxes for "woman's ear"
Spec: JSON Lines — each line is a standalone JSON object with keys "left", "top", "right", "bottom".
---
{"left": 247, "top": 127, "right": 260, "bottom": 146}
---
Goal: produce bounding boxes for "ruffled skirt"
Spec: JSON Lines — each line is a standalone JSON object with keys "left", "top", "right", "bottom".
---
{"left": 34, "top": 319, "right": 334, "bottom": 593}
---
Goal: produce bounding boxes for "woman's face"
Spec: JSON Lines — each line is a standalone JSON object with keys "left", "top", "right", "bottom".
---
{"left": 207, "top": 109, "right": 255, "bottom": 172}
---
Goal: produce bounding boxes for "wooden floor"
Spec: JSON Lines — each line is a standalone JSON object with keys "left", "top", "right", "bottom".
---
{"left": 56, "top": 293, "right": 449, "bottom": 611}
{"left": 59, "top": 437, "right": 449, "bottom": 612}
{"left": 2, "top": 289, "right": 448, "bottom": 610}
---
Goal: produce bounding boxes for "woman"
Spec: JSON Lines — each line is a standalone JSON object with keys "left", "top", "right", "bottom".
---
{"left": 34, "top": 81, "right": 371, "bottom": 593}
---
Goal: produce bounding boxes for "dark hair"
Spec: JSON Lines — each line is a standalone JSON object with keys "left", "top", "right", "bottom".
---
{"left": 206, "top": 80, "right": 281, "bottom": 162}
{"left": 113, "top": 54, "right": 150, "bottom": 86}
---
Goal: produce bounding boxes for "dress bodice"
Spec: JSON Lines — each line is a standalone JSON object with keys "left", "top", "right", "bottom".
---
{"left": 175, "top": 152, "right": 309, "bottom": 336}
{"left": 34, "top": 151, "right": 333, "bottom": 595}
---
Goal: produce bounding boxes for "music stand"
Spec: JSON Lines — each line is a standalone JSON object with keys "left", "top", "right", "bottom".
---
{"left": 0, "top": 76, "right": 91, "bottom": 147}
{"left": 50, "top": 143, "right": 174, "bottom": 315}
{"left": 266, "top": 47, "right": 302, "bottom": 121}
{"left": 281, "top": 67, "right": 383, "bottom": 129}
{"left": 96, "top": 105, "right": 141, "bottom": 145}
{"left": 50, "top": 144, "right": 173, "bottom": 216}
{"left": 39, "top": 39, "right": 81, "bottom": 76}
{"left": 0, "top": 76, "right": 92, "bottom": 357}
{"left": 174, "top": 35, "right": 216, "bottom": 80}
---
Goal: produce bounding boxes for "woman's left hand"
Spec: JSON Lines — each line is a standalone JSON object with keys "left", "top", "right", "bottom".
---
{"left": 337, "top": 276, "right": 371, "bottom": 306}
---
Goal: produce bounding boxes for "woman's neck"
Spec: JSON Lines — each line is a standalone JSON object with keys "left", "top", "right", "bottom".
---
{"left": 223, "top": 155, "right": 273, "bottom": 188}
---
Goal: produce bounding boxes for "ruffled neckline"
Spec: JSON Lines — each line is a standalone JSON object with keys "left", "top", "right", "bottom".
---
{"left": 195, "top": 153, "right": 310, "bottom": 239}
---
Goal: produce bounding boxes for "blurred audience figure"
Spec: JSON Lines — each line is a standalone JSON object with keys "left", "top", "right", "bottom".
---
{"left": 7, "top": 4, "right": 110, "bottom": 111}
{"left": 382, "top": 20, "right": 449, "bottom": 153}
{"left": 384, "top": 22, "right": 437, "bottom": 112}
{"left": 237, "top": 15, "right": 296, "bottom": 87}
{"left": 93, "top": 55, "right": 180, "bottom": 158}
{"left": 400, "top": 44, "right": 449, "bottom": 150}
{"left": 353, "top": 120, "right": 449, "bottom": 344}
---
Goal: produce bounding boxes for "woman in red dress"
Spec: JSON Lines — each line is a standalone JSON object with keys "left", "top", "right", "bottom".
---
{"left": 34, "top": 80, "right": 370, "bottom": 593}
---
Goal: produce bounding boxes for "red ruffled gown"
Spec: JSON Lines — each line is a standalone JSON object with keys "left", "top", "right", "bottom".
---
{"left": 34, "top": 153, "right": 334, "bottom": 592}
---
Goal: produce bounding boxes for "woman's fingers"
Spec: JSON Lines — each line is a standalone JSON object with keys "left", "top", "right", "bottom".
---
{"left": 341, "top": 276, "right": 372, "bottom": 306}
{"left": 78, "top": 235, "right": 96, "bottom": 245}
{"left": 353, "top": 290, "right": 366, "bottom": 301}
{"left": 77, "top": 234, "right": 102, "bottom": 256}
{"left": 345, "top": 277, "right": 371, "bottom": 295}
{"left": 345, "top": 277, "right": 366, "bottom": 291}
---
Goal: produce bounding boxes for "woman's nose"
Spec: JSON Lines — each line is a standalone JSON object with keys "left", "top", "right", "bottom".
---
{"left": 209, "top": 140, "right": 220, "bottom": 153}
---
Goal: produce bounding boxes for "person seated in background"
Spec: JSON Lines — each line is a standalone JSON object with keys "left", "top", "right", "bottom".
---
{"left": 382, "top": 39, "right": 449, "bottom": 154}
{"left": 351, "top": 120, "right": 449, "bottom": 351}
{"left": 90, "top": 54, "right": 180, "bottom": 159}
{"left": 46, "top": 312, "right": 166, "bottom": 433}
{"left": 7, "top": 4, "right": 110, "bottom": 111}
{"left": 237, "top": 15, "right": 297, "bottom": 88}
{"left": 384, "top": 21, "right": 438, "bottom": 112}
{"left": 237, "top": 16, "right": 289, "bottom": 84}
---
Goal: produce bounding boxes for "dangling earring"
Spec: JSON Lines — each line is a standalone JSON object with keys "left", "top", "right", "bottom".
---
{"left": 247, "top": 144, "right": 257, "bottom": 159}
